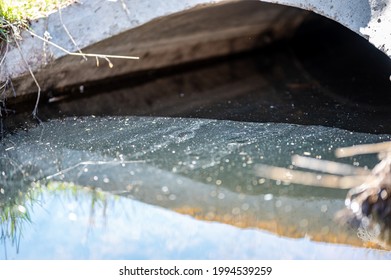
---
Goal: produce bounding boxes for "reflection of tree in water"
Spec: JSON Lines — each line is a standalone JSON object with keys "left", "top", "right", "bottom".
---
{"left": 0, "top": 185, "right": 35, "bottom": 258}
{"left": 0, "top": 180, "right": 110, "bottom": 259}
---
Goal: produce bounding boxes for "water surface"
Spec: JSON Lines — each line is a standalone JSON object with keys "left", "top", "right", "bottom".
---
{"left": 1, "top": 116, "right": 390, "bottom": 259}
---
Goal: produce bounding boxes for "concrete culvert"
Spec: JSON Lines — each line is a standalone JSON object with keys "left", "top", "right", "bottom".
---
{"left": 1, "top": 0, "right": 391, "bottom": 259}
{"left": 1, "top": 0, "right": 390, "bottom": 107}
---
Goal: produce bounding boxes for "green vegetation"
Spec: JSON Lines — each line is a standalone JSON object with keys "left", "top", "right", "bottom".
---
{"left": 0, "top": 182, "right": 39, "bottom": 252}
{"left": 0, "top": 0, "right": 73, "bottom": 42}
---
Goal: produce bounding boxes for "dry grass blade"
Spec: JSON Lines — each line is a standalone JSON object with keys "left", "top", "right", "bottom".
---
{"left": 57, "top": 1, "right": 86, "bottom": 60}
{"left": 27, "top": 29, "right": 140, "bottom": 61}
{"left": 291, "top": 155, "right": 371, "bottom": 176}
{"left": 336, "top": 141, "right": 391, "bottom": 158}
{"left": 254, "top": 164, "right": 368, "bottom": 189}
{"left": 12, "top": 28, "right": 41, "bottom": 118}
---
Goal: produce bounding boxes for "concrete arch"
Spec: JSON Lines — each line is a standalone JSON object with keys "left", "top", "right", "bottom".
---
{"left": 1, "top": 0, "right": 389, "bottom": 100}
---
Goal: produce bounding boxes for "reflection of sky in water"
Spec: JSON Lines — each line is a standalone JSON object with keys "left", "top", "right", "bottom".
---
{"left": 1, "top": 117, "right": 391, "bottom": 259}
{"left": 2, "top": 189, "right": 390, "bottom": 260}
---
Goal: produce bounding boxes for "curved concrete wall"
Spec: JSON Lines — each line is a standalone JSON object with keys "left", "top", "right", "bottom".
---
{"left": 264, "top": 0, "right": 391, "bottom": 60}
{"left": 1, "top": 1, "right": 307, "bottom": 100}
{"left": 0, "top": 0, "right": 389, "bottom": 101}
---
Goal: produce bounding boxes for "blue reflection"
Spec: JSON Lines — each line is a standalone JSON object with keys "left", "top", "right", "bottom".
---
{"left": 2, "top": 186, "right": 390, "bottom": 260}
{"left": 1, "top": 117, "right": 391, "bottom": 259}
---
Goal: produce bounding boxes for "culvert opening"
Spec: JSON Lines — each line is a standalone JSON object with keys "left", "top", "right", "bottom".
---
{"left": 1, "top": 2, "right": 391, "bottom": 259}
{"left": 1, "top": 1, "right": 391, "bottom": 134}
{"left": 290, "top": 13, "right": 391, "bottom": 109}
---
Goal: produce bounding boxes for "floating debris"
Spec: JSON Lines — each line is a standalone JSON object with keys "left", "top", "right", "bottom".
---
{"left": 255, "top": 141, "right": 391, "bottom": 249}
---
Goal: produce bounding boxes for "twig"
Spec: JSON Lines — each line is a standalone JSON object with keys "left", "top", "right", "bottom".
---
{"left": 12, "top": 29, "right": 41, "bottom": 118}
{"left": 26, "top": 29, "right": 139, "bottom": 61}
{"left": 291, "top": 154, "right": 371, "bottom": 176}
{"left": 336, "top": 141, "right": 391, "bottom": 158}
{"left": 57, "top": 1, "right": 87, "bottom": 60}
{"left": 0, "top": 39, "right": 10, "bottom": 109}
{"left": 120, "top": 0, "right": 132, "bottom": 21}
{"left": 0, "top": 41, "right": 8, "bottom": 66}
{"left": 254, "top": 164, "right": 367, "bottom": 189}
